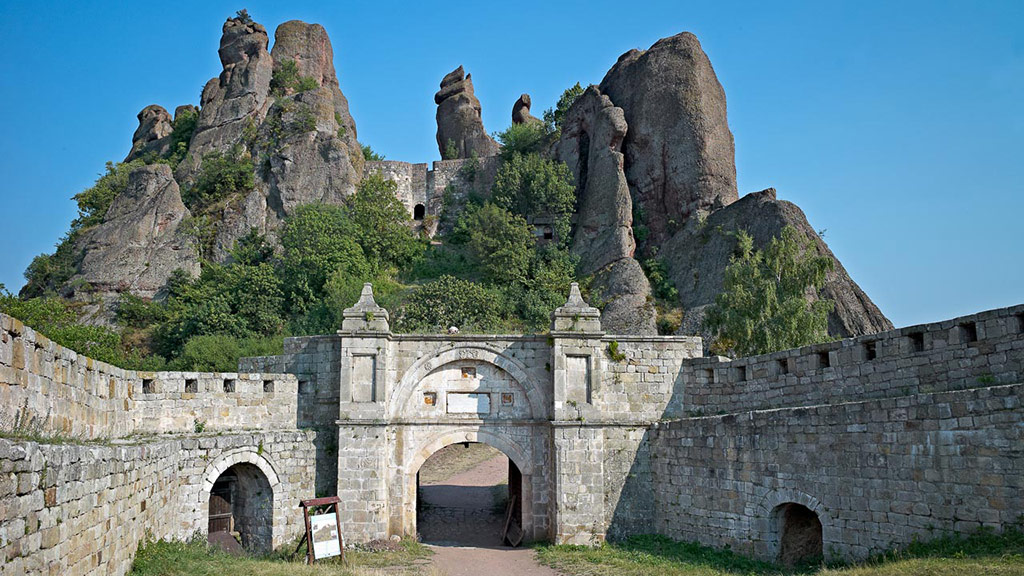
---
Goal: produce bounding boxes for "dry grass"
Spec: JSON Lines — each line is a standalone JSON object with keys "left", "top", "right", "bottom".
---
{"left": 129, "top": 537, "right": 437, "bottom": 576}
{"left": 536, "top": 530, "right": 1024, "bottom": 576}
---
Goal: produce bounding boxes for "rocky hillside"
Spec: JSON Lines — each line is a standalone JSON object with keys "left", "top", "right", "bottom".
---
{"left": 23, "top": 13, "right": 891, "bottom": 341}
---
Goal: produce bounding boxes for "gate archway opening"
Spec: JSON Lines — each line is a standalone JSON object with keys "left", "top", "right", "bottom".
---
{"left": 775, "top": 502, "right": 823, "bottom": 566}
{"left": 415, "top": 442, "right": 523, "bottom": 547}
{"left": 207, "top": 463, "right": 274, "bottom": 553}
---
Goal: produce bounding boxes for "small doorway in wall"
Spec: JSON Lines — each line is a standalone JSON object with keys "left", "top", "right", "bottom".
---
{"left": 416, "top": 442, "right": 522, "bottom": 547}
{"left": 775, "top": 502, "right": 823, "bottom": 566}
{"left": 208, "top": 463, "right": 274, "bottom": 554}
{"left": 414, "top": 204, "right": 426, "bottom": 221}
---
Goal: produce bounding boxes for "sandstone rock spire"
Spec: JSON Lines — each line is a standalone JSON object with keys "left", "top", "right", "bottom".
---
{"left": 434, "top": 66, "right": 499, "bottom": 159}
{"left": 600, "top": 32, "right": 737, "bottom": 245}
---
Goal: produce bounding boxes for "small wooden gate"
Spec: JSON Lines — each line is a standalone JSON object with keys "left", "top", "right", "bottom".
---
{"left": 208, "top": 477, "right": 235, "bottom": 534}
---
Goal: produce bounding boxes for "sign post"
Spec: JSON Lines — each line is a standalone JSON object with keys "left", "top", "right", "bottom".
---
{"left": 299, "top": 496, "right": 345, "bottom": 565}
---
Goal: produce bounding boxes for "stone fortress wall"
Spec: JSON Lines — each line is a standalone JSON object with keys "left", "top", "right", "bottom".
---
{"left": 362, "top": 157, "right": 502, "bottom": 233}
{"left": 0, "top": 314, "right": 317, "bottom": 576}
{"left": 1, "top": 293, "right": 1022, "bottom": 574}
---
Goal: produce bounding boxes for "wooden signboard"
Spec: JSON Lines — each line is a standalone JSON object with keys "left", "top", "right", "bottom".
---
{"left": 299, "top": 496, "right": 345, "bottom": 565}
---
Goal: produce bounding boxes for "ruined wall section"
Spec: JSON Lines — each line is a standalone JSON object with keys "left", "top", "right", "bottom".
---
{"left": 682, "top": 305, "right": 1024, "bottom": 416}
{"left": 651, "top": 383, "right": 1024, "bottom": 562}
{"left": 0, "top": 431, "right": 316, "bottom": 576}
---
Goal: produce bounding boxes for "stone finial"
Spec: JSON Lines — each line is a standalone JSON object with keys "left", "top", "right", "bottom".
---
{"left": 340, "top": 283, "right": 390, "bottom": 333}
{"left": 551, "top": 283, "right": 602, "bottom": 333}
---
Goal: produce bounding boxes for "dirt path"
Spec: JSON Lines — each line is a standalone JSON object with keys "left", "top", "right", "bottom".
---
{"left": 419, "top": 448, "right": 560, "bottom": 576}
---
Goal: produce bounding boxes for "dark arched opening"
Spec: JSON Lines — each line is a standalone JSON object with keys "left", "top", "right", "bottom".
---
{"left": 775, "top": 503, "right": 823, "bottom": 566}
{"left": 415, "top": 442, "right": 523, "bottom": 547}
{"left": 413, "top": 204, "right": 426, "bottom": 221}
{"left": 208, "top": 463, "right": 273, "bottom": 553}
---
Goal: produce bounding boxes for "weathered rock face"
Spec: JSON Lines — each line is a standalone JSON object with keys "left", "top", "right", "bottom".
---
{"left": 600, "top": 32, "right": 737, "bottom": 245}
{"left": 176, "top": 15, "right": 274, "bottom": 184}
{"left": 125, "top": 105, "right": 174, "bottom": 161}
{"left": 556, "top": 86, "right": 656, "bottom": 334}
{"left": 512, "top": 93, "right": 540, "bottom": 125}
{"left": 663, "top": 188, "right": 894, "bottom": 343}
{"left": 71, "top": 164, "right": 200, "bottom": 322}
{"left": 234, "top": 20, "right": 364, "bottom": 260}
{"left": 435, "top": 66, "right": 499, "bottom": 159}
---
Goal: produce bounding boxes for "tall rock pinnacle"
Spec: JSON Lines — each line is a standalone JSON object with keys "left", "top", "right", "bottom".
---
{"left": 434, "top": 66, "right": 499, "bottom": 159}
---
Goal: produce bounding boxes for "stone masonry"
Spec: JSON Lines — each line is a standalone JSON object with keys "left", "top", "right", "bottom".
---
{"left": 1, "top": 288, "right": 1022, "bottom": 574}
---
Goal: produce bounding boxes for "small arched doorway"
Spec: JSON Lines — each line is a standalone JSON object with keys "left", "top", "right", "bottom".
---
{"left": 415, "top": 442, "right": 523, "bottom": 547}
{"left": 775, "top": 502, "right": 823, "bottom": 566}
{"left": 413, "top": 204, "right": 426, "bottom": 221}
{"left": 208, "top": 463, "right": 274, "bottom": 553}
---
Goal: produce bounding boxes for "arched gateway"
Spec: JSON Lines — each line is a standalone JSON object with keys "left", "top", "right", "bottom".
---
{"left": 332, "top": 283, "right": 702, "bottom": 545}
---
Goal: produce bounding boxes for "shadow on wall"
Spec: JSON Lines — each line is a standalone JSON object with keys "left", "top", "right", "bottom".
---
{"left": 606, "top": 369, "right": 686, "bottom": 538}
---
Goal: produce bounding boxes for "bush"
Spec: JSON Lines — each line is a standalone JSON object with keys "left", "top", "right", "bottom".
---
{"left": 495, "top": 122, "right": 552, "bottom": 159}
{"left": 462, "top": 203, "right": 534, "bottom": 286}
{"left": 399, "top": 276, "right": 513, "bottom": 333}
{"left": 270, "top": 60, "right": 318, "bottom": 96}
{"left": 0, "top": 291, "right": 126, "bottom": 366}
{"left": 167, "top": 334, "right": 282, "bottom": 372}
{"left": 280, "top": 204, "right": 370, "bottom": 314}
{"left": 71, "top": 159, "right": 147, "bottom": 230}
{"left": 183, "top": 146, "right": 254, "bottom": 212}
{"left": 20, "top": 231, "right": 83, "bottom": 299}
{"left": 346, "top": 173, "right": 425, "bottom": 271}
{"left": 704, "top": 226, "right": 835, "bottom": 356}
{"left": 492, "top": 152, "right": 576, "bottom": 242}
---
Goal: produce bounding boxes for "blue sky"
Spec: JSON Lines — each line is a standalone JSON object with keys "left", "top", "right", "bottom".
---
{"left": 0, "top": 0, "right": 1021, "bottom": 328}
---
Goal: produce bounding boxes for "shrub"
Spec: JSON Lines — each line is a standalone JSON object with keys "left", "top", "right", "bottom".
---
{"left": 495, "top": 122, "right": 552, "bottom": 159}
{"left": 71, "top": 159, "right": 147, "bottom": 230}
{"left": 0, "top": 291, "right": 126, "bottom": 366}
{"left": 462, "top": 203, "right": 534, "bottom": 285}
{"left": 492, "top": 152, "right": 576, "bottom": 242}
{"left": 280, "top": 204, "right": 370, "bottom": 313}
{"left": 642, "top": 255, "right": 679, "bottom": 302}
{"left": 398, "top": 275, "right": 513, "bottom": 333}
{"left": 443, "top": 139, "right": 458, "bottom": 160}
{"left": 183, "top": 146, "right": 254, "bottom": 212}
{"left": 116, "top": 294, "right": 168, "bottom": 328}
{"left": 167, "top": 334, "right": 282, "bottom": 372}
{"left": 270, "top": 60, "right": 318, "bottom": 96}
{"left": 704, "top": 226, "right": 835, "bottom": 356}
{"left": 20, "top": 231, "right": 83, "bottom": 299}
{"left": 346, "top": 173, "right": 425, "bottom": 271}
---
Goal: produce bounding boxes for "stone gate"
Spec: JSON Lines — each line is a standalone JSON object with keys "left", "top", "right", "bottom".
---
{"left": 326, "top": 283, "right": 702, "bottom": 543}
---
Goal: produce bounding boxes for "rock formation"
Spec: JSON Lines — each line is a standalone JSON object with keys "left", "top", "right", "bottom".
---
{"left": 254, "top": 20, "right": 363, "bottom": 217}
{"left": 600, "top": 32, "right": 738, "bottom": 245}
{"left": 175, "top": 14, "right": 274, "bottom": 185}
{"left": 557, "top": 31, "right": 890, "bottom": 340}
{"left": 512, "top": 93, "right": 540, "bottom": 125}
{"left": 71, "top": 164, "right": 200, "bottom": 323}
{"left": 556, "top": 87, "right": 655, "bottom": 334}
{"left": 434, "top": 66, "right": 499, "bottom": 159}
{"left": 664, "top": 189, "right": 893, "bottom": 340}
{"left": 125, "top": 105, "right": 175, "bottom": 161}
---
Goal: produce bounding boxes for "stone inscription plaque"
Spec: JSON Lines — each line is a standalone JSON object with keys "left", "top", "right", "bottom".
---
{"left": 447, "top": 392, "right": 490, "bottom": 414}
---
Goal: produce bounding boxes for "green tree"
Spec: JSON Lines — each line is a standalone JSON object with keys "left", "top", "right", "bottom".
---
{"left": 280, "top": 204, "right": 370, "bottom": 314}
{"left": 20, "top": 232, "right": 83, "bottom": 298}
{"left": 491, "top": 152, "right": 576, "bottom": 242}
{"left": 495, "top": 122, "right": 551, "bottom": 159}
{"left": 463, "top": 203, "right": 534, "bottom": 285}
{"left": 398, "top": 275, "right": 512, "bottom": 333}
{"left": 0, "top": 291, "right": 126, "bottom": 366}
{"left": 543, "top": 82, "right": 584, "bottom": 135}
{"left": 346, "top": 173, "right": 425, "bottom": 271}
{"left": 362, "top": 144, "right": 385, "bottom": 161}
{"left": 704, "top": 226, "right": 835, "bottom": 357}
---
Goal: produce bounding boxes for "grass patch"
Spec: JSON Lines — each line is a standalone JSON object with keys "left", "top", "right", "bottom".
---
{"left": 130, "top": 535, "right": 434, "bottom": 576}
{"left": 536, "top": 529, "right": 1024, "bottom": 576}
